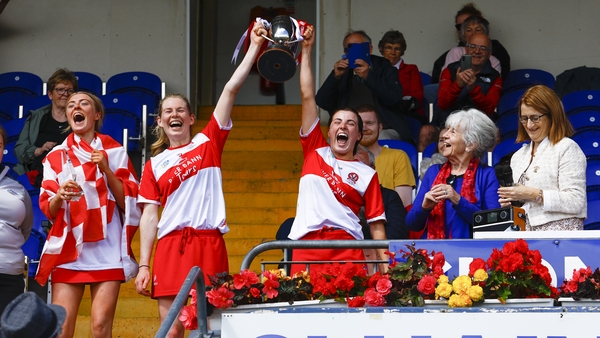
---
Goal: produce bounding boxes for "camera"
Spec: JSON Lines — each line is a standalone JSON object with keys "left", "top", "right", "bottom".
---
{"left": 473, "top": 206, "right": 526, "bottom": 232}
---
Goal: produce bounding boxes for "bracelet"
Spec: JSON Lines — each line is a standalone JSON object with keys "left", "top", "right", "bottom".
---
{"left": 139, "top": 265, "right": 150, "bottom": 269}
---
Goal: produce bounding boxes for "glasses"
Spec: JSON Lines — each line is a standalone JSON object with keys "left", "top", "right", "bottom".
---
{"left": 519, "top": 114, "right": 546, "bottom": 124}
{"left": 55, "top": 88, "right": 75, "bottom": 96}
{"left": 465, "top": 44, "right": 490, "bottom": 52}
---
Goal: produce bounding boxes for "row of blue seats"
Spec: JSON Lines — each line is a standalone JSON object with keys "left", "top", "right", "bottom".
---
{"left": 497, "top": 90, "right": 600, "bottom": 142}
{"left": 0, "top": 71, "right": 165, "bottom": 127}
{"left": 422, "top": 68, "right": 556, "bottom": 97}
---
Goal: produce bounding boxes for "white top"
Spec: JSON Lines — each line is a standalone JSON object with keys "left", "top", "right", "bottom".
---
{"left": 138, "top": 112, "right": 231, "bottom": 239}
{"left": 0, "top": 166, "right": 33, "bottom": 275}
{"left": 510, "top": 137, "right": 587, "bottom": 227}
{"left": 288, "top": 119, "right": 386, "bottom": 240}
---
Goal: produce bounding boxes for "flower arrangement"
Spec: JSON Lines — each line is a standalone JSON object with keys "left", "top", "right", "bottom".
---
{"left": 434, "top": 265, "right": 487, "bottom": 307}
{"left": 310, "top": 262, "right": 370, "bottom": 305}
{"left": 382, "top": 244, "right": 446, "bottom": 307}
{"left": 560, "top": 267, "right": 600, "bottom": 299}
{"left": 476, "top": 238, "right": 557, "bottom": 302}
{"left": 179, "top": 239, "right": 562, "bottom": 330}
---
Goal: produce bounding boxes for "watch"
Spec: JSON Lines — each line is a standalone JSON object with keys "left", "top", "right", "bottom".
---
{"left": 535, "top": 189, "right": 544, "bottom": 203}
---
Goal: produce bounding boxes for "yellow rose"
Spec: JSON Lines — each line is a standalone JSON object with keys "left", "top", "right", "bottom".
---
{"left": 448, "top": 293, "right": 472, "bottom": 307}
{"left": 468, "top": 285, "right": 484, "bottom": 301}
{"left": 437, "top": 275, "right": 449, "bottom": 284}
{"left": 473, "top": 269, "right": 488, "bottom": 282}
{"left": 452, "top": 275, "right": 472, "bottom": 295}
{"left": 435, "top": 282, "right": 453, "bottom": 299}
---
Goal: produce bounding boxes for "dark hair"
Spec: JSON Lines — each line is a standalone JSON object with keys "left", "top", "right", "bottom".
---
{"left": 47, "top": 68, "right": 78, "bottom": 92}
{"left": 328, "top": 107, "right": 364, "bottom": 155}
{"left": 516, "top": 85, "right": 574, "bottom": 144}
{"left": 455, "top": 2, "right": 482, "bottom": 22}
{"left": 378, "top": 30, "right": 407, "bottom": 56}
{"left": 343, "top": 30, "right": 372, "bottom": 47}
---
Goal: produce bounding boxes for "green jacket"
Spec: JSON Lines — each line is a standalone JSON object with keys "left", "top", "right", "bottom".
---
{"left": 13, "top": 104, "right": 51, "bottom": 175}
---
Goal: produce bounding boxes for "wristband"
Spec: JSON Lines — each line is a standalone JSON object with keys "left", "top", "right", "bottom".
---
{"left": 139, "top": 265, "right": 150, "bottom": 269}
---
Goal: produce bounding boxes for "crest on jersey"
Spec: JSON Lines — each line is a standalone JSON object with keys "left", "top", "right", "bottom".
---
{"left": 347, "top": 172, "right": 359, "bottom": 184}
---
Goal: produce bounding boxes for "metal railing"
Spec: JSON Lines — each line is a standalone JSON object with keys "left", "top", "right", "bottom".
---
{"left": 239, "top": 239, "right": 393, "bottom": 271}
{"left": 155, "top": 266, "right": 215, "bottom": 338}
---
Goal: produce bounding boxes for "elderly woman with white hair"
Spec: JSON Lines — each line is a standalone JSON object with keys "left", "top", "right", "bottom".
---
{"left": 407, "top": 109, "right": 501, "bottom": 239}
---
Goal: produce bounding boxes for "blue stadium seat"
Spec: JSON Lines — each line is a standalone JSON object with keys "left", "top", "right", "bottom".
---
{"left": 502, "top": 69, "right": 555, "bottom": 95}
{"left": 74, "top": 71, "right": 103, "bottom": 96}
{"left": 491, "top": 139, "right": 525, "bottom": 166}
{"left": 420, "top": 72, "right": 432, "bottom": 86}
{"left": 586, "top": 159, "right": 600, "bottom": 202}
{"left": 21, "top": 95, "right": 51, "bottom": 118}
{"left": 496, "top": 90, "right": 525, "bottom": 118}
{"left": 496, "top": 113, "right": 519, "bottom": 143}
{"left": 0, "top": 72, "right": 44, "bottom": 105}
{"left": 584, "top": 200, "right": 600, "bottom": 230}
{"left": 21, "top": 228, "right": 47, "bottom": 277}
{"left": 100, "top": 94, "right": 144, "bottom": 151}
{"left": 572, "top": 135, "right": 600, "bottom": 157}
{"left": 106, "top": 71, "right": 164, "bottom": 126}
{"left": 1, "top": 118, "right": 26, "bottom": 171}
{"left": 562, "top": 90, "right": 600, "bottom": 116}
{"left": 422, "top": 141, "right": 438, "bottom": 159}
{"left": 405, "top": 116, "right": 422, "bottom": 145}
{"left": 569, "top": 111, "right": 600, "bottom": 131}
{"left": 378, "top": 139, "right": 418, "bottom": 182}
{"left": 0, "top": 96, "right": 20, "bottom": 122}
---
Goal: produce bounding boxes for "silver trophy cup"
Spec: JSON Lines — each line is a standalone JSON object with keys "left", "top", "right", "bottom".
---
{"left": 257, "top": 15, "right": 298, "bottom": 83}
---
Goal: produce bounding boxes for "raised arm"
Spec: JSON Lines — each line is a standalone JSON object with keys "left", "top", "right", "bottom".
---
{"left": 300, "top": 25, "right": 317, "bottom": 134}
{"left": 214, "top": 21, "right": 267, "bottom": 126}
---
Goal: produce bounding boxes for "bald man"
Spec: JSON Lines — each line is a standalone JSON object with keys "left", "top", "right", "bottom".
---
{"left": 436, "top": 33, "right": 503, "bottom": 125}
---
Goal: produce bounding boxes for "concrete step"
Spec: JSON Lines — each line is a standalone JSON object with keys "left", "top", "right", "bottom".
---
{"left": 221, "top": 150, "right": 303, "bottom": 171}
{"left": 198, "top": 105, "right": 302, "bottom": 121}
{"left": 223, "top": 178, "right": 299, "bottom": 193}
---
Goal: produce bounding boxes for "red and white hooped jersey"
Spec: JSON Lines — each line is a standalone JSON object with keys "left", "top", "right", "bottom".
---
{"left": 288, "top": 119, "right": 386, "bottom": 240}
{"left": 138, "top": 113, "right": 231, "bottom": 239}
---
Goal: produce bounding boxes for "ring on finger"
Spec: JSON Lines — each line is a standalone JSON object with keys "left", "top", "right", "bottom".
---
{"left": 444, "top": 190, "right": 447, "bottom": 196}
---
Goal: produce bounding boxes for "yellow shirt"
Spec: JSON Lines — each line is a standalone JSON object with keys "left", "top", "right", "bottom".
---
{"left": 375, "top": 147, "right": 416, "bottom": 190}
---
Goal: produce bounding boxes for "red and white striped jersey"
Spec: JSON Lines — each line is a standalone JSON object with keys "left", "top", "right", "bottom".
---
{"left": 138, "top": 113, "right": 231, "bottom": 239}
{"left": 288, "top": 119, "right": 386, "bottom": 240}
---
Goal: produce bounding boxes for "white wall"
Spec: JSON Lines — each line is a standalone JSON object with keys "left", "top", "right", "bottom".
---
{"left": 2, "top": 0, "right": 599, "bottom": 107}
{"left": 0, "top": 0, "right": 187, "bottom": 96}
{"left": 319, "top": 0, "right": 600, "bottom": 81}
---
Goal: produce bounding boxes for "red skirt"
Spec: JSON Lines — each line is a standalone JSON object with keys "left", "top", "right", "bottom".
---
{"left": 290, "top": 227, "right": 366, "bottom": 275}
{"left": 151, "top": 228, "right": 228, "bottom": 298}
{"left": 52, "top": 268, "right": 125, "bottom": 284}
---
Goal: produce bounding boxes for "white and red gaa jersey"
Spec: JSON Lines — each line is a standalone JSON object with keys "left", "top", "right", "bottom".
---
{"left": 288, "top": 119, "right": 386, "bottom": 240}
{"left": 138, "top": 113, "right": 231, "bottom": 239}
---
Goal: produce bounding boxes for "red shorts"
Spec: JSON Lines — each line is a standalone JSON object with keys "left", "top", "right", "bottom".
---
{"left": 290, "top": 227, "right": 366, "bottom": 275}
{"left": 151, "top": 228, "right": 228, "bottom": 298}
{"left": 52, "top": 268, "right": 125, "bottom": 284}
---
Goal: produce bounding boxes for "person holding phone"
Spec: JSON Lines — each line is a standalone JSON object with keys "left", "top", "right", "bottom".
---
{"left": 436, "top": 33, "right": 502, "bottom": 126}
{"left": 315, "top": 30, "right": 416, "bottom": 144}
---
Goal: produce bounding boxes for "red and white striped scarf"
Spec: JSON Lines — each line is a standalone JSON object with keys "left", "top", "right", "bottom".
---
{"left": 35, "top": 133, "right": 141, "bottom": 285}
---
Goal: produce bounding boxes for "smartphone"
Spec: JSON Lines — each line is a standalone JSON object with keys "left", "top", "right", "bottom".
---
{"left": 460, "top": 55, "right": 472, "bottom": 71}
{"left": 346, "top": 42, "right": 371, "bottom": 69}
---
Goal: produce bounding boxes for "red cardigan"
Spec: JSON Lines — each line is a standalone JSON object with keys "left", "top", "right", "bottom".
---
{"left": 397, "top": 62, "right": 424, "bottom": 116}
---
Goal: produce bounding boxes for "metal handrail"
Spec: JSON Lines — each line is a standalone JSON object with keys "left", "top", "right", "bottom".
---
{"left": 239, "top": 239, "right": 393, "bottom": 271}
{"left": 155, "top": 266, "right": 215, "bottom": 338}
